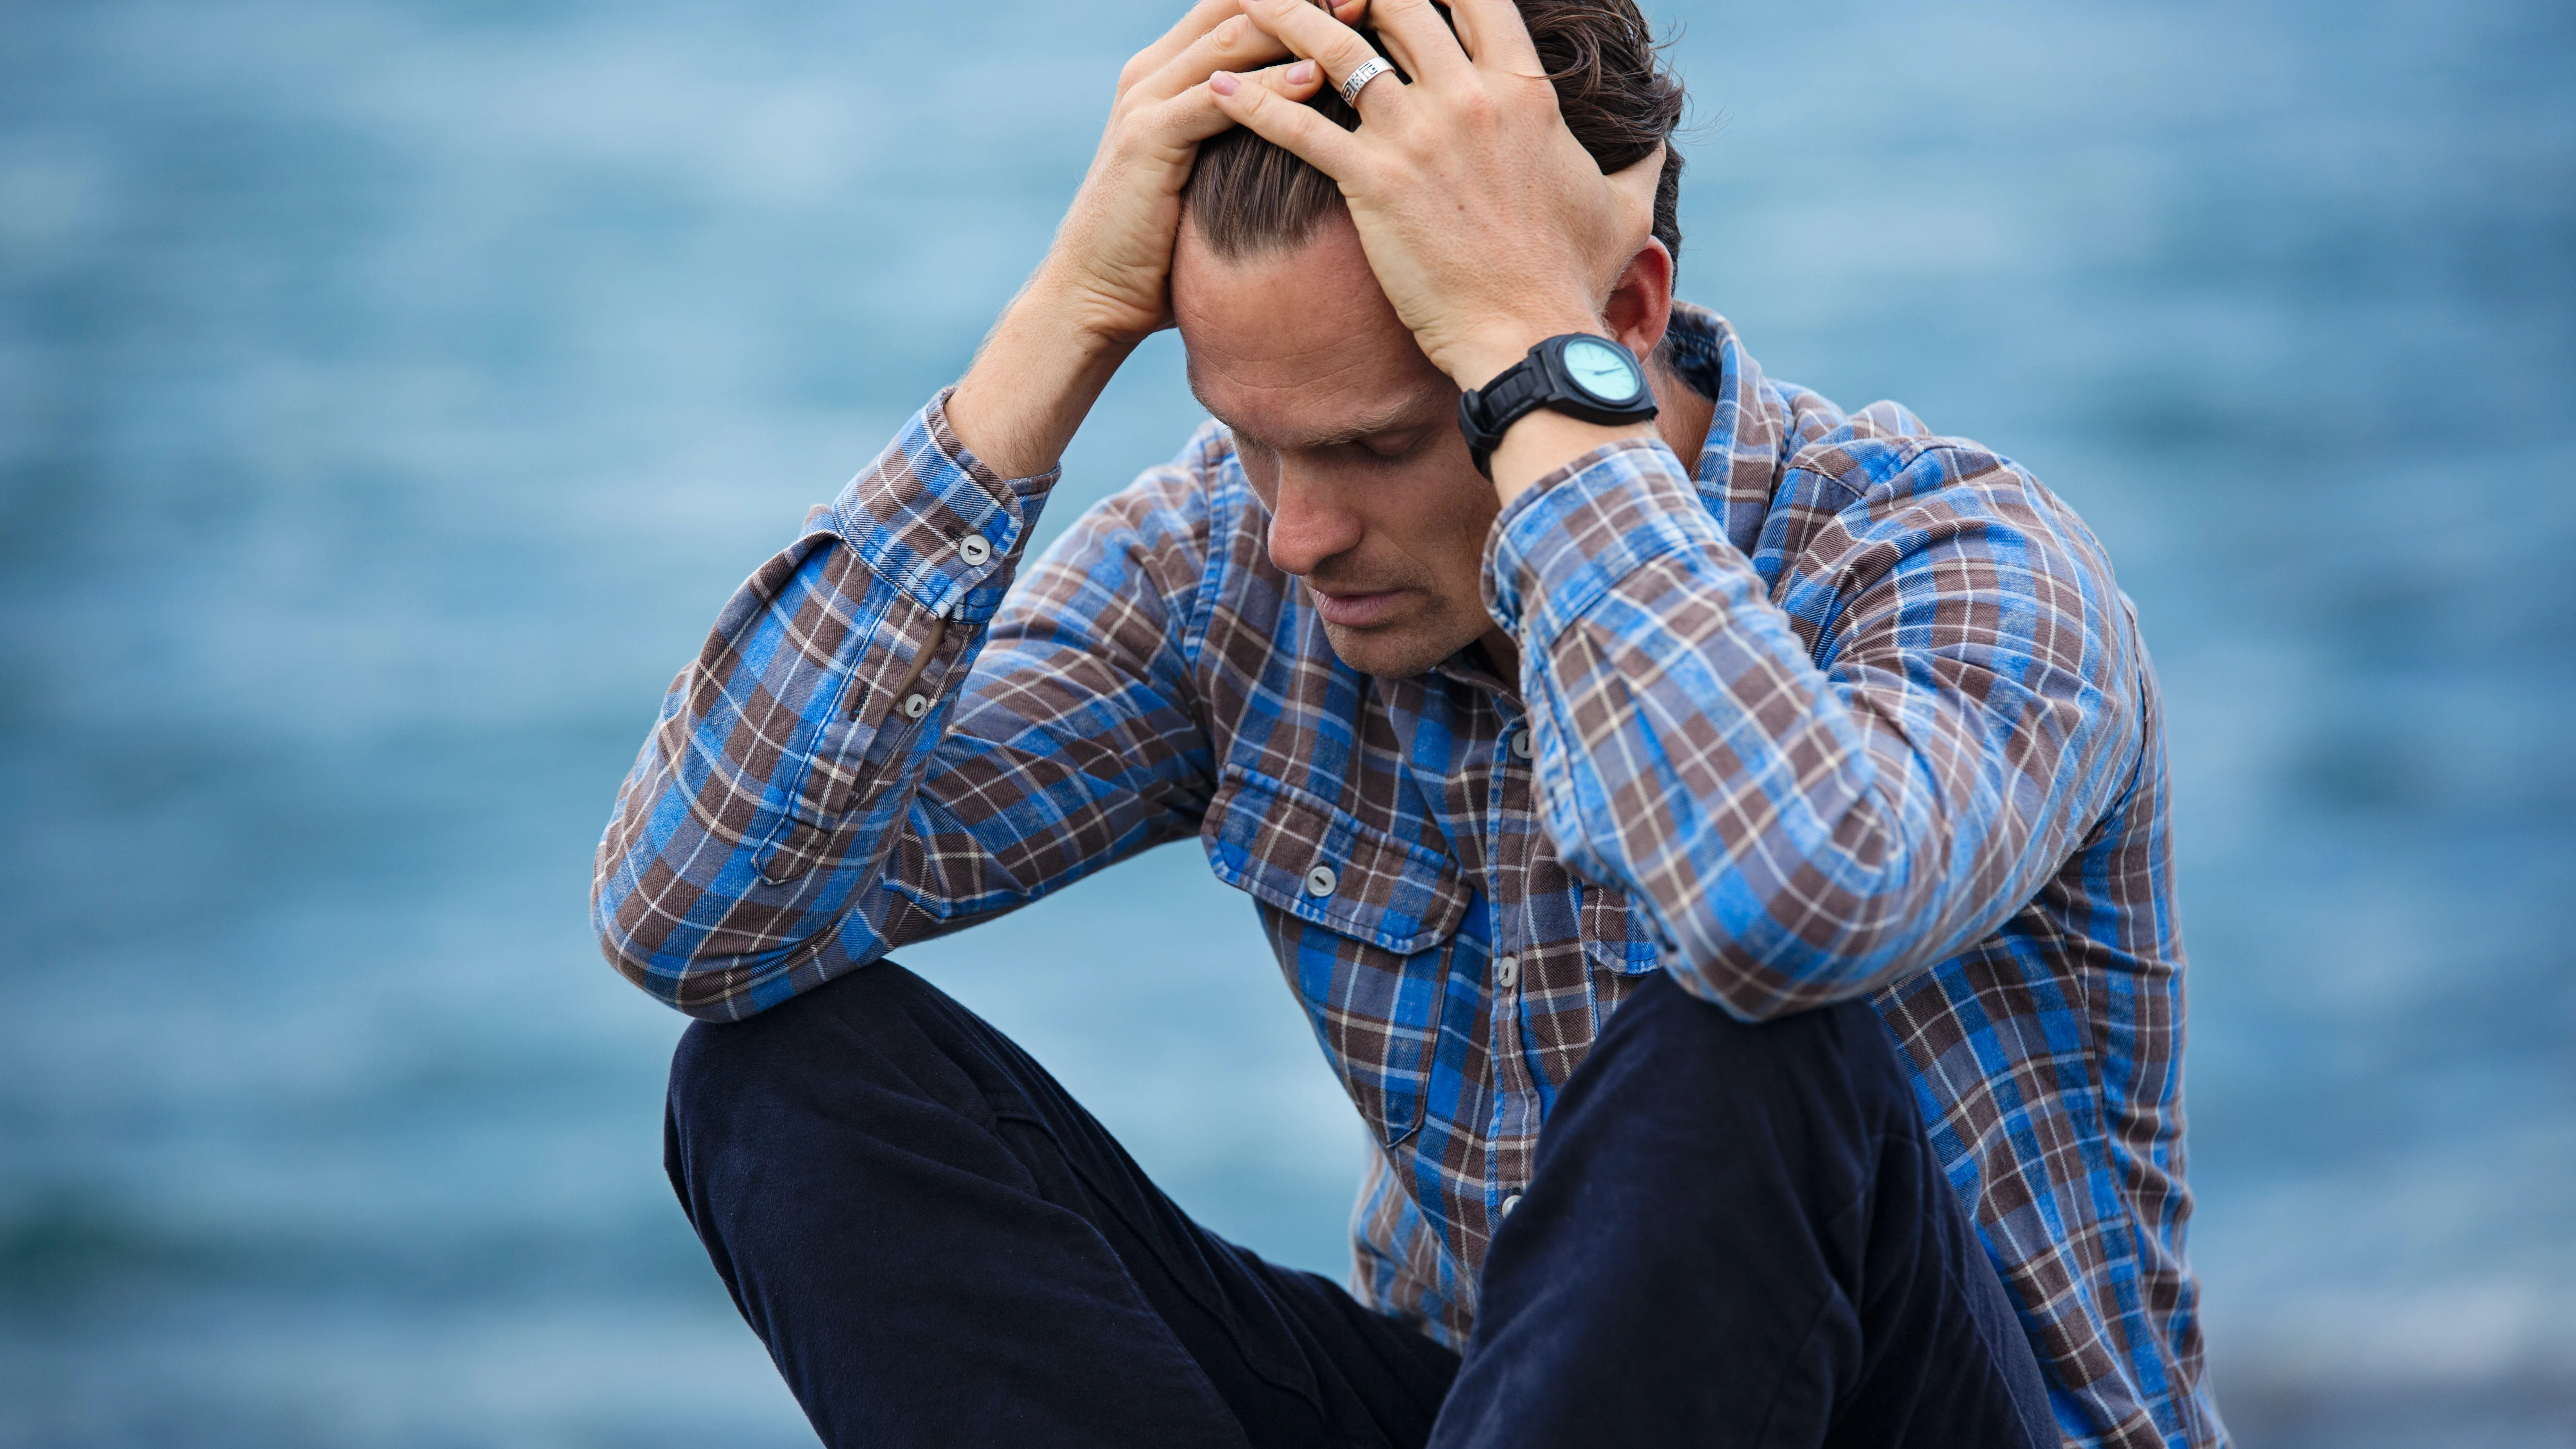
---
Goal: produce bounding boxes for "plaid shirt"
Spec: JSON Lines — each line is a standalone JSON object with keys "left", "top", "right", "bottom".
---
{"left": 595, "top": 305, "right": 2222, "bottom": 1448}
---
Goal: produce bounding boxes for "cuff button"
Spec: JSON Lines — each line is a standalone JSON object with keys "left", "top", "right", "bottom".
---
{"left": 1304, "top": 864, "right": 1338, "bottom": 898}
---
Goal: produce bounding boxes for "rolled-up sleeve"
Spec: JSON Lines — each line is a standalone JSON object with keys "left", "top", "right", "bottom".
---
{"left": 1486, "top": 435, "right": 2140, "bottom": 1020}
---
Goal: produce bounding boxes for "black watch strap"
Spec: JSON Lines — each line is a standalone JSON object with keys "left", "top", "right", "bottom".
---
{"left": 1457, "top": 334, "right": 1660, "bottom": 477}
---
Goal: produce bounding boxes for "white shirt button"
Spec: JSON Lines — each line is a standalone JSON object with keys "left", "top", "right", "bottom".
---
{"left": 1508, "top": 727, "right": 1533, "bottom": 761}
{"left": 901, "top": 692, "right": 930, "bottom": 720}
{"left": 958, "top": 533, "right": 992, "bottom": 567}
{"left": 1495, "top": 954, "right": 1520, "bottom": 989}
{"left": 1500, "top": 1192, "right": 1522, "bottom": 1219}
{"left": 1304, "top": 864, "right": 1337, "bottom": 898}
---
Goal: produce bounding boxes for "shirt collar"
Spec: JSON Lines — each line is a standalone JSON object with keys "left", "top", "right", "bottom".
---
{"left": 1660, "top": 301, "right": 1801, "bottom": 557}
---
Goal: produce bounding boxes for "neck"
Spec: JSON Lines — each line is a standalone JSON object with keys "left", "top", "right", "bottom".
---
{"left": 1652, "top": 355, "right": 1717, "bottom": 469}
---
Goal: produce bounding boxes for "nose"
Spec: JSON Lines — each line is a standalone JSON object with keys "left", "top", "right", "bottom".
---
{"left": 1262, "top": 462, "right": 1365, "bottom": 580}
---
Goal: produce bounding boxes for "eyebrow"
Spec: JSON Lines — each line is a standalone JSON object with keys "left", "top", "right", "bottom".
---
{"left": 1191, "top": 384, "right": 1439, "bottom": 452}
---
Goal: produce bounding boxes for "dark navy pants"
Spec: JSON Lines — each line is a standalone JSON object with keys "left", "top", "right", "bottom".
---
{"left": 665, "top": 961, "right": 2056, "bottom": 1448}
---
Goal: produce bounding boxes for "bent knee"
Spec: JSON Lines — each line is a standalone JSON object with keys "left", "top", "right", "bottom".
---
{"left": 667, "top": 962, "right": 929, "bottom": 1118}
{"left": 1592, "top": 972, "right": 1914, "bottom": 1121}
{"left": 667, "top": 959, "right": 1011, "bottom": 1152}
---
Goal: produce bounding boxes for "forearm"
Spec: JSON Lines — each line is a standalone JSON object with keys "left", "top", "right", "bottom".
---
{"left": 947, "top": 272, "right": 1138, "bottom": 481}
{"left": 591, "top": 396, "right": 1058, "bottom": 1017}
{"left": 593, "top": 0, "right": 1335, "bottom": 1013}
{"left": 1494, "top": 443, "right": 2132, "bottom": 1018}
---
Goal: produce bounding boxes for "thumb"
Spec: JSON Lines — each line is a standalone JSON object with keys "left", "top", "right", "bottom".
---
{"left": 1607, "top": 143, "right": 1665, "bottom": 254}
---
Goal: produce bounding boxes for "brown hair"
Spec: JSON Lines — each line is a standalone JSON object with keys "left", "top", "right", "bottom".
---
{"left": 1183, "top": 0, "right": 1686, "bottom": 267}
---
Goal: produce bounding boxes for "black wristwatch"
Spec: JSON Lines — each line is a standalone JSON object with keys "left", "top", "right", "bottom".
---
{"left": 1456, "top": 334, "right": 1660, "bottom": 478}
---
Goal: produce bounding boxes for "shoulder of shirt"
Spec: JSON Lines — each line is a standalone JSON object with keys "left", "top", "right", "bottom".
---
{"left": 1748, "top": 387, "right": 2122, "bottom": 611}
{"left": 1673, "top": 301, "right": 2127, "bottom": 629}
{"left": 1665, "top": 304, "right": 2027, "bottom": 529}
{"left": 1040, "top": 418, "right": 1235, "bottom": 546}
{"left": 1663, "top": 305, "right": 2042, "bottom": 518}
{"left": 1772, "top": 397, "right": 2089, "bottom": 539}
{"left": 1015, "top": 416, "right": 1269, "bottom": 626}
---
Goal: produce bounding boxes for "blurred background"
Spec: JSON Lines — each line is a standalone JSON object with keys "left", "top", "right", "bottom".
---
{"left": 2, "top": 0, "right": 2570, "bottom": 1444}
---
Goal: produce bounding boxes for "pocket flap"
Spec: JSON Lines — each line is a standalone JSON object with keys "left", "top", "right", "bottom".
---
{"left": 1203, "top": 764, "right": 1471, "bottom": 955}
{"left": 1581, "top": 882, "right": 1664, "bottom": 974}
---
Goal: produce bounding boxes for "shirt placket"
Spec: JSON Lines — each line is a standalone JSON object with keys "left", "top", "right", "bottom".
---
{"left": 1482, "top": 704, "right": 1544, "bottom": 1232}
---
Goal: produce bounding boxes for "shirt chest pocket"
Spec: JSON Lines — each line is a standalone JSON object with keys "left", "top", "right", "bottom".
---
{"left": 1202, "top": 764, "right": 1472, "bottom": 1148}
{"left": 1581, "top": 883, "right": 1664, "bottom": 1028}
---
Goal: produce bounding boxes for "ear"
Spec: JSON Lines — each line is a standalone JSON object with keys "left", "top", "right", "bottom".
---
{"left": 1601, "top": 238, "right": 1675, "bottom": 363}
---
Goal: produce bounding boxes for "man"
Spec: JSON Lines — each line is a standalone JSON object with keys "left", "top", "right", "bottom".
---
{"left": 593, "top": 0, "right": 2225, "bottom": 1444}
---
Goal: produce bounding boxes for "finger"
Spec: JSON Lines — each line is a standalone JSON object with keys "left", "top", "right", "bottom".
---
{"left": 1364, "top": 0, "right": 1470, "bottom": 88}
{"left": 1237, "top": 0, "right": 1408, "bottom": 121}
{"left": 1208, "top": 64, "right": 1372, "bottom": 178}
{"left": 1133, "top": 12, "right": 1294, "bottom": 104}
{"left": 1447, "top": 0, "right": 1541, "bottom": 74}
{"left": 1121, "top": 0, "right": 1248, "bottom": 97}
{"left": 1149, "top": 59, "right": 1328, "bottom": 148}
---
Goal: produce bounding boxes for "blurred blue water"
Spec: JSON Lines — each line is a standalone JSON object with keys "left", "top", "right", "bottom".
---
{"left": 0, "top": 0, "right": 2569, "bottom": 1444}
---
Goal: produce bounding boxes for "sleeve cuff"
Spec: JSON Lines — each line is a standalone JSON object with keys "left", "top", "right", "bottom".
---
{"left": 826, "top": 387, "right": 1061, "bottom": 623}
{"left": 1481, "top": 438, "right": 1732, "bottom": 646}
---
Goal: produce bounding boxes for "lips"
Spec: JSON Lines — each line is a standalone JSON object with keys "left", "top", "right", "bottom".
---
{"left": 1311, "top": 586, "right": 1407, "bottom": 628}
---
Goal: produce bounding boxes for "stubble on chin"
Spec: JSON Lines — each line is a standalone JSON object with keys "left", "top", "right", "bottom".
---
{"left": 1318, "top": 612, "right": 1480, "bottom": 681}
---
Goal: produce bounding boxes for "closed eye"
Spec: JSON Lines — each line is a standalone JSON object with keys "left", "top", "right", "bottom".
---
{"left": 1349, "top": 426, "right": 1436, "bottom": 465}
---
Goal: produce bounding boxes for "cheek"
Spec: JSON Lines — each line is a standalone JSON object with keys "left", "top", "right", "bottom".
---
{"left": 1376, "top": 458, "right": 1502, "bottom": 598}
{"left": 1425, "top": 468, "right": 1503, "bottom": 563}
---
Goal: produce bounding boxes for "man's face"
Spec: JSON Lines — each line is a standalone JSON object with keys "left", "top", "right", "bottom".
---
{"left": 1173, "top": 210, "right": 1500, "bottom": 679}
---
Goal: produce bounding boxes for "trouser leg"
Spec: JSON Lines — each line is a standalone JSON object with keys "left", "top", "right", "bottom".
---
{"left": 1431, "top": 973, "right": 2058, "bottom": 1449}
{"left": 663, "top": 960, "right": 1458, "bottom": 1449}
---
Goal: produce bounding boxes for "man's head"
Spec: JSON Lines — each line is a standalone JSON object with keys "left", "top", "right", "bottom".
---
{"left": 1188, "top": 0, "right": 1686, "bottom": 270}
{"left": 1173, "top": 0, "right": 1686, "bottom": 678}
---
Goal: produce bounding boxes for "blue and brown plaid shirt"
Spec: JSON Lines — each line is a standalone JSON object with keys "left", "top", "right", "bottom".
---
{"left": 594, "top": 304, "right": 2222, "bottom": 1448}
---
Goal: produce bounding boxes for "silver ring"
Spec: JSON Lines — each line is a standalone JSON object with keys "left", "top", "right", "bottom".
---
{"left": 1339, "top": 55, "right": 1394, "bottom": 106}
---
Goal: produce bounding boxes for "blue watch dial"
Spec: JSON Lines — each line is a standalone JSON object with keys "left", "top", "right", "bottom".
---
{"left": 1561, "top": 338, "right": 1643, "bottom": 403}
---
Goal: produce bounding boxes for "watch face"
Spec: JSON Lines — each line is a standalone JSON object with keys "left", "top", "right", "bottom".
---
{"left": 1561, "top": 338, "right": 1644, "bottom": 404}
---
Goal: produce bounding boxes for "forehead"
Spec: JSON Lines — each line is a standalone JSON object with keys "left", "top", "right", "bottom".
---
{"left": 1172, "top": 213, "right": 1453, "bottom": 447}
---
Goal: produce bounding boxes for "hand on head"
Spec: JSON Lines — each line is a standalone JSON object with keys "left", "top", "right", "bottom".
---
{"left": 948, "top": 0, "right": 1359, "bottom": 476}
{"left": 1208, "top": 0, "right": 1669, "bottom": 389}
{"left": 947, "top": 0, "right": 1670, "bottom": 485}
{"left": 1038, "top": 0, "right": 1366, "bottom": 347}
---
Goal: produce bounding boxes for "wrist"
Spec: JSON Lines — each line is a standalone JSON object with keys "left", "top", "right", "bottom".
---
{"left": 1440, "top": 310, "right": 1602, "bottom": 390}
{"left": 1489, "top": 413, "right": 1656, "bottom": 507}
{"left": 1013, "top": 263, "right": 1152, "bottom": 362}
{"left": 950, "top": 284, "right": 1140, "bottom": 481}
